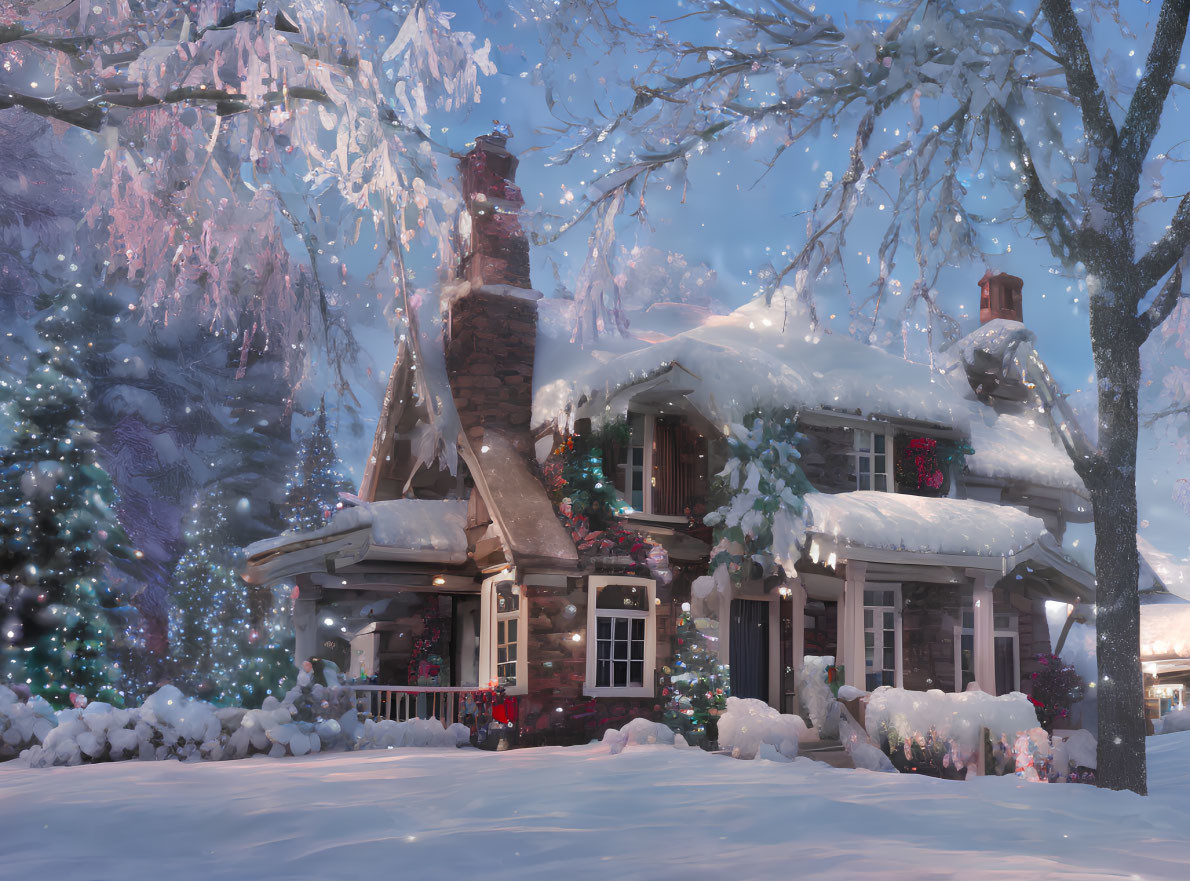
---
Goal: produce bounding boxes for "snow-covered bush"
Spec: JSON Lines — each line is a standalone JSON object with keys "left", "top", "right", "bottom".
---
{"left": 716, "top": 697, "right": 806, "bottom": 761}
{"left": 0, "top": 687, "right": 57, "bottom": 758}
{"left": 16, "top": 661, "right": 467, "bottom": 768}
{"left": 601, "top": 717, "right": 682, "bottom": 754}
{"left": 1156, "top": 708, "right": 1190, "bottom": 735}
{"left": 866, "top": 687, "right": 1040, "bottom": 779}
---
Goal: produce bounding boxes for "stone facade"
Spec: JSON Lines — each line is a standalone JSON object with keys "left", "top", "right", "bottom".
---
{"left": 446, "top": 290, "right": 538, "bottom": 448}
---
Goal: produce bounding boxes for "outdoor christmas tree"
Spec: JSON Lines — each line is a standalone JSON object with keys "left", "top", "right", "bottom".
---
{"left": 0, "top": 310, "right": 131, "bottom": 707}
{"left": 284, "top": 401, "right": 353, "bottom": 533}
{"left": 663, "top": 607, "right": 728, "bottom": 745}
{"left": 167, "top": 489, "right": 292, "bottom": 707}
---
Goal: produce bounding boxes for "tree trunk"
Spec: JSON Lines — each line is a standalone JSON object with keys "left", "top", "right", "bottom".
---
{"left": 1085, "top": 286, "right": 1148, "bottom": 794}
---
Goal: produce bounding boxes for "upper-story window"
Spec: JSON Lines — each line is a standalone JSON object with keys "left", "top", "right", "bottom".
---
{"left": 604, "top": 413, "right": 710, "bottom": 517}
{"left": 854, "top": 429, "right": 890, "bottom": 492}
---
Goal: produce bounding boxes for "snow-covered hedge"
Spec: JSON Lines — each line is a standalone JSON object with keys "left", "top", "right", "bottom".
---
{"left": 11, "top": 662, "right": 471, "bottom": 768}
{"left": 0, "top": 687, "right": 57, "bottom": 759}
{"left": 1155, "top": 708, "right": 1190, "bottom": 735}
{"left": 602, "top": 717, "right": 685, "bottom": 754}
{"left": 796, "top": 655, "right": 838, "bottom": 737}
{"left": 717, "top": 697, "right": 806, "bottom": 761}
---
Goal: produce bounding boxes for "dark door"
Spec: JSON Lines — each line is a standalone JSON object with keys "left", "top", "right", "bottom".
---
{"left": 730, "top": 599, "right": 769, "bottom": 701}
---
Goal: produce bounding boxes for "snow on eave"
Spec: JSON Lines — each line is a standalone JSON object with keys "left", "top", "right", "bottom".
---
{"left": 242, "top": 499, "right": 470, "bottom": 585}
{"left": 1138, "top": 535, "right": 1190, "bottom": 602}
{"left": 535, "top": 288, "right": 968, "bottom": 433}
{"left": 802, "top": 491, "right": 1047, "bottom": 560}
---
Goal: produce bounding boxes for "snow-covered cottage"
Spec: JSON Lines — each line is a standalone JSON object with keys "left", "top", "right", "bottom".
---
{"left": 244, "top": 133, "right": 1095, "bottom": 745}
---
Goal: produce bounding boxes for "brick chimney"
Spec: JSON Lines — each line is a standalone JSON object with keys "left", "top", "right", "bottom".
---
{"left": 446, "top": 131, "right": 539, "bottom": 453}
{"left": 978, "top": 270, "right": 1024, "bottom": 324}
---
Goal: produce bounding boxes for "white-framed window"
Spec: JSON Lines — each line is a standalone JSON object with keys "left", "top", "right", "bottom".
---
{"left": 954, "top": 612, "right": 1019, "bottom": 695}
{"left": 479, "top": 572, "right": 527, "bottom": 695}
{"left": 864, "top": 586, "right": 902, "bottom": 689}
{"left": 853, "top": 428, "right": 892, "bottom": 492}
{"left": 584, "top": 575, "right": 656, "bottom": 697}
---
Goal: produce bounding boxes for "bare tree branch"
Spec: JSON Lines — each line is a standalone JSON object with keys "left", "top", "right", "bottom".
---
{"left": 989, "top": 102, "right": 1080, "bottom": 262}
{"left": 1135, "top": 190, "right": 1190, "bottom": 288}
{"left": 1113, "top": 0, "right": 1190, "bottom": 212}
{"left": 1137, "top": 260, "right": 1187, "bottom": 339}
{"left": 1039, "top": 0, "right": 1118, "bottom": 153}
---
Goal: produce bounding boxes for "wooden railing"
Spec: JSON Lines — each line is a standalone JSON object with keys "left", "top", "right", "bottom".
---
{"left": 353, "top": 685, "right": 496, "bottom": 727}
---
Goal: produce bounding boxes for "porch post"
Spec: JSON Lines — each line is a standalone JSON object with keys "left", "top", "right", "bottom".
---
{"left": 970, "top": 570, "right": 996, "bottom": 694}
{"left": 767, "top": 590, "right": 781, "bottom": 709}
{"left": 842, "top": 561, "right": 867, "bottom": 690}
{"left": 789, "top": 578, "right": 806, "bottom": 680}
{"left": 294, "top": 580, "right": 320, "bottom": 667}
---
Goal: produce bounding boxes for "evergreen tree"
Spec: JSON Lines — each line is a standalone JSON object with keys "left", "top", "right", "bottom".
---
{"left": 0, "top": 309, "right": 131, "bottom": 707}
{"left": 285, "top": 401, "right": 352, "bottom": 532}
{"left": 663, "top": 607, "right": 728, "bottom": 744}
{"left": 167, "top": 488, "right": 292, "bottom": 707}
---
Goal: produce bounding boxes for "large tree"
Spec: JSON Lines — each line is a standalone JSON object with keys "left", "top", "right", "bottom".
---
{"left": 1, "top": 0, "right": 496, "bottom": 668}
{"left": 527, "top": 0, "right": 1190, "bottom": 794}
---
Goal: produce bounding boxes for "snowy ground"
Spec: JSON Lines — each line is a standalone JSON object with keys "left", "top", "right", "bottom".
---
{"left": 3, "top": 734, "right": 1189, "bottom": 881}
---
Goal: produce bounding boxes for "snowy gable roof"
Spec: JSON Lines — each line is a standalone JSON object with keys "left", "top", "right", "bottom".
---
{"left": 803, "top": 491, "right": 1047, "bottom": 559}
{"left": 535, "top": 289, "right": 965, "bottom": 431}
{"left": 1139, "top": 535, "right": 1190, "bottom": 602}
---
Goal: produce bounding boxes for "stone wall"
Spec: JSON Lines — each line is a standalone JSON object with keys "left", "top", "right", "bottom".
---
{"left": 515, "top": 575, "right": 681, "bottom": 746}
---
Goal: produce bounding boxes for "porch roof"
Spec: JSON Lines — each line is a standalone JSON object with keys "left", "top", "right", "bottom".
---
{"left": 242, "top": 499, "right": 469, "bottom": 585}
{"left": 803, "top": 492, "right": 1046, "bottom": 560}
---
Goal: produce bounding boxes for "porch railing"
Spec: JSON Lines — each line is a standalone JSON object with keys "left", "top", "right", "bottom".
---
{"left": 353, "top": 685, "right": 496, "bottom": 727}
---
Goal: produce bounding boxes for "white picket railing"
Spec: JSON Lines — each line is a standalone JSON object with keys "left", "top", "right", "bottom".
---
{"left": 353, "top": 685, "right": 495, "bottom": 727}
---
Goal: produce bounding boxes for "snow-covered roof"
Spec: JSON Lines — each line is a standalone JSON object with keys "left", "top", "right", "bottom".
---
{"left": 964, "top": 408, "right": 1084, "bottom": 493}
{"left": 243, "top": 499, "right": 469, "bottom": 584}
{"left": 535, "top": 290, "right": 965, "bottom": 431}
{"left": 803, "top": 491, "right": 1047, "bottom": 559}
{"left": 1142, "top": 603, "right": 1190, "bottom": 661}
{"left": 1139, "top": 535, "right": 1190, "bottom": 602}
{"left": 533, "top": 288, "right": 1085, "bottom": 499}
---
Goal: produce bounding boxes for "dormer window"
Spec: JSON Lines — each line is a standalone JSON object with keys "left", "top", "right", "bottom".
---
{"left": 604, "top": 413, "right": 711, "bottom": 516}
{"left": 854, "top": 428, "right": 891, "bottom": 492}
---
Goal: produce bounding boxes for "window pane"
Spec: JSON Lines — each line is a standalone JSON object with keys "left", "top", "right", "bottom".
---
{"left": 507, "top": 619, "right": 517, "bottom": 641}
{"left": 858, "top": 473, "right": 871, "bottom": 491}
{"left": 874, "top": 473, "right": 887, "bottom": 492}
{"left": 864, "top": 632, "right": 874, "bottom": 650}
{"left": 614, "top": 617, "right": 629, "bottom": 640}
{"left": 632, "top": 618, "right": 645, "bottom": 641}
{"left": 875, "top": 434, "right": 886, "bottom": 454}
{"left": 497, "top": 647, "right": 507, "bottom": 664}
{"left": 864, "top": 609, "right": 873, "bottom": 628}
{"left": 597, "top": 618, "right": 611, "bottom": 640}
{"left": 866, "top": 672, "right": 880, "bottom": 690}
{"left": 597, "top": 639, "right": 610, "bottom": 660}
{"left": 598, "top": 583, "right": 648, "bottom": 611}
{"left": 855, "top": 430, "right": 872, "bottom": 452}
{"left": 508, "top": 644, "right": 517, "bottom": 662}
{"left": 597, "top": 660, "right": 611, "bottom": 688}
{"left": 631, "top": 638, "right": 644, "bottom": 661}
{"left": 629, "top": 661, "right": 644, "bottom": 686}
{"left": 614, "top": 662, "right": 627, "bottom": 688}
{"left": 614, "top": 638, "right": 629, "bottom": 660}
{"left": 884, "top": 611, "right": 894, "bottom": 629}
{"left": 864, "top": 590, "right": 877, "bottom": 605}
{"left": 495, "top": 581, "right": 519, "bottom": 613}
{"left": 884, "top": 645, "right": 895, "bottom": 670}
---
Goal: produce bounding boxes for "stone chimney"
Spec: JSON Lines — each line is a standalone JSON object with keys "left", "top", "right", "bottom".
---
{"left": 978, "top": 270, "right": 1024, "bottom": 324}
{"left": 446, "top": 131, "right": 539, "bottom": 453}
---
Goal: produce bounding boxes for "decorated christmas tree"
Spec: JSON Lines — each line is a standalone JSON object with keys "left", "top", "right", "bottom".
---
{"left": 0, "top": 310, "right": 132, "bottom": 707}
{"left": 284, "top": 400, "right": 353, "bottom": 533}
{"left": 663, "top": 606, "right": 728, "bottom": 745}
{"left": 167, "top": 488, "right": 292, "bottom": 706}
